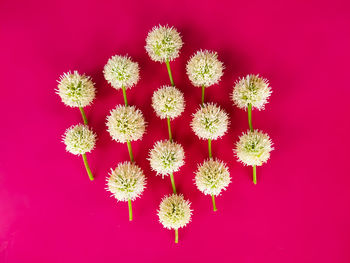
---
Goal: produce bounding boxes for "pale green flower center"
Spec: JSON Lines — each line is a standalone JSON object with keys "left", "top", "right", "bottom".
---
{"left": 161, "top": 151, "right": 177, "bottom": 168}
{"left": 202, "top": 116, "right": 219, "bottom": 132}
{"left": 115, "top": 174, "right": 137, "bottom": 193}
{"left": 111, "top": 64, "right": 131, "bottom": 82}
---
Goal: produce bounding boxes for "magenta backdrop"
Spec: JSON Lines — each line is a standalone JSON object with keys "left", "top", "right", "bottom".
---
{"left": 1, "top": 0, "right": 350, "bottom": 262}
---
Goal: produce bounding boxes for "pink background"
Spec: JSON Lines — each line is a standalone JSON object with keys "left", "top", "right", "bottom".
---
{"left": 1, "top": 0, "right": 350, "bottom": 262}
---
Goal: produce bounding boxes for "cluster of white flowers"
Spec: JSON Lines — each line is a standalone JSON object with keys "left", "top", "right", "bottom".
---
{"left": 63, "top": 124, "right": 96, "bottom": 155}
{"left": 232, "top": 74, "right": 272, "bottom": 110}
{"left": 195, "top": 159, "right": 231, "bottom": 196}
{"left": 145, "top": 25, "right": 183, "bottom": 63}
{"left": 54, "top": 24, "right": 279, "bottom": 242}
{"left": 106, "top": 105, "right": 146, "bottom": 143}
{"left": 56, "top": 71, "right": 96, "bottom": 107}
{"left": 235, "top": 130, "right": 273, "bottom": 166}
{"left": 186, "top": 50, "right": 224, "bottom": 87}
{"left": 152, "top": 86, "right": 185, "bottom": 119}
{"left": 107, "top": 162, "right": 146, "bottom": 202}
{"left": 149, "top": 140, "right": 185, "bottom": 177}
{"left": 103, "top": 55, "right": 140, "bottom": 90}
{"left": 191, "top": 103, "right": 229, "bottom": 140}
{"left": 158, "top": 194, "right": 192, "bottom": 230}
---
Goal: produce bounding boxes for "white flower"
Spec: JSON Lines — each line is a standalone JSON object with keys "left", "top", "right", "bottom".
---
{"left": 56, "top": 71, "right": 96, "bottom": 107}
{"left": 195, "top": 159, "right": 231, "bottom": 196}
{"left": 149, "top": 140, "right": 185, "bottom": 176}
{"left": 191, "top": 103, "right": 229, "bottom": 140}
{"left": 103, "top": 55, "right": 139, "bottom": 90}
{"left": 106, "top": 105, "right": 146, "bottom": 143}
{"left": 63, "top": 124, "right": 96, "bottom": 155}
{"left": 145, "top": 25, "right": 183, "bottom": 62}
{"left": 158, "top": 194, "right": 192, "bottom": 230}
{"left": 235, "top": 130, "right": 273, "bottom": 166}
{"left": 152, "top": 86, "right": 185, "bottom": 119}
{"left": 232, "top": 74, "right": 272, "bottom": 110}
{"left": 186, "top": 50, "right": 224, "bottom": 87}
{"left": 106, "top": 162, "right": 146, "bottom": 202}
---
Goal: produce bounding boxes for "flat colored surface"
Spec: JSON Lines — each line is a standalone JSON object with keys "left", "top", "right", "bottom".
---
{"left": 1, "top": 0, "right": 349, "bottom": 262}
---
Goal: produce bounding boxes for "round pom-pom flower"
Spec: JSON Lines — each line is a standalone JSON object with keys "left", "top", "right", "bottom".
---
{"left": 62, "top": 124, "right": 96, "bottom": 180}
{"left": 63, "top": 124, "right": 96, "bottom": 155}
{"left": 107, "top": 162, "right": 146, "bottom": 202}
{"left": 232, "top": 74, "right": 272, "bottom": 110}
{"left": 186, "top": 50, "right": 224, "bottom": 88}
{"left": 107, "top": 161, "right": 146, "bottom": 221}
{"left": 195, "top": 159, "right": 231, "bottom": 197}
{"left": 158, "top": 194, "right": 192, "bottom": 243}
{"left": 152, "top": 86, "right": 185, "bottom": 119}
{"left": 56, "top": 71, "right": 96, "bottom": 108}
{"left": 149, "top": 140, "right": 185, "bottom": 177}
{"left": 235, "top": 130, "right": 273, "bottom": 167}
{"left": 106, "top": 105, "right": 146, "bottom": 143}
{"left": 145, "top": 25, "right": 183, "bottom": 63}
{"left": 103, "top": 55, "right": 139, "bottom": 90}
{"left": 191, "top": 103, "right": 229, "bottom": 140}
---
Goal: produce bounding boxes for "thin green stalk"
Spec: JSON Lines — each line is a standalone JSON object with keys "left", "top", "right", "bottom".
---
{"left": 253, "top": 165, "right": 257, "bottom": 184}
{"left": 122, "top": 85, "right": 128, "bottom": 106}
{"left": 82, "top": 153, "right": 94, "bottom": 181}
{"left": 201, "top": 85, "right": 205, "bottom": 105}
{"left": 208, "top": 139, "right": 212, "bottom": 159}
{"left": 121, "top": 85, "right": 134, "bottom": 164}
{"left": 211, "top": 194, "right": 217, "bottom": 211}
{"left": 175, "top": 229, "right": 179, "bottom": 244}
{"left": 79, "top": 107, "right": 88, "bottom": 125}
{"left": 126, "top": 140, "right": 134, "bottom": 162}
{"left": 248, "top": 103, "right": 253, "bottom": 132}
{"left": 128, "top": 199, "right": 133, "bottom": 221}
{"left": 167, "top": 117, "right": 173, "bottom": 141}
{"left": 170, "top": 173, "right": 177, "bottom": 194}
{"left": 175, "top": 229, "right": 178, "bottom": 243}
{"left": 164, "top": 60, "right": 178, "bottom": 195}
{"left": 165, "top": 60, "right": 174, "bottom": 86}
{"left": 248, "top": 103, "right": 257, "bottom": 184}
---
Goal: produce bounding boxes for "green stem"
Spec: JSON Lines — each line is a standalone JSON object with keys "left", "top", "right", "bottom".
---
{"left": 164, "top": 61, "right": 178, "bottom": 195}
{"left": 201, "top": 85, "right": 205, "bottom": 105}
{"left": 165, "top": 60, "right": 175, "bottom": 86}
{"left": 167, "top": 117, "right": 173, "bottom": 141}
{"left": 211, "top": 194, "right": 217, "bottom": 211}
{"left": 175, "top": 229, "right": 178, "bottom": 243}
{"left": 208, "top": 139, "right": 212, "bottom": 159}
{"left": 248, "top": 103, "right": 253, "bottom": 132}
{"left": 79, "top": 107, "right": 88, "bottom": 125}
{"left": 122, "top": 85, "right": 128, "bottom": 106}
{"left": 126, "top": 140, "right": 134, "bottom": 162}
{"left": 128, "top": 199, "right": 133, "bottom": 221}
{"left": 82, "top": 153, "right": 94, "bottom": 181}
{"left": 170, "top": 173, "right": 177, "bottom": 194}
{"left": 253, "top": 165, "right": 257, "bottom": 184}
{"left": 248, "top": 103, "right": 257, "bottom": 184}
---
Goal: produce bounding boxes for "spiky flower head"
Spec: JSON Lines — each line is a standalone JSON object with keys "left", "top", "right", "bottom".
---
{"left": 106, "top": 105, "right": 146, "bottom": 143}
{"left": 232, "top": 74, "right": 272, "bottom": 110}
{"left": 191, "top": 103, "right": 229, "bottom": 140}
{"left": 149, "top": 140, "right": 185, "bottom": 177}
{"left": 145, "top": 25, "right": 183, "bottom": 63}
{"left": 103, "top": 55, "right": 139, "bottom": 90}
{"left": 56, "top": 71, "right": 96, "bottom": 107}
{"left": 106, "top": 162, "right": 146, "bottom": 202}
{"left": 195, "top": 159, "right": 231, "bottom": 196}
{"left": 152, "top": 86, "right": 185, "bottom": 119}
{"left": 186, "top": 50, "right": 224, "bottom": 87}
{"left": 63, "top": 124, "right": 96, "bottom": 155}
{"left": 235, "top": 130, "right": 273, "bottom": 166}
{"left": 158, "top": 194, "right": 192, "bottom": 230}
